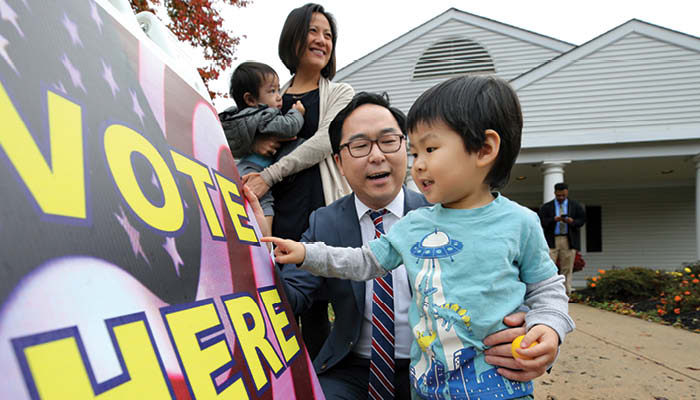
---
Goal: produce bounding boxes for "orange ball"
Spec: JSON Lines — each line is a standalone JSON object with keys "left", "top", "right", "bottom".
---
{"left": 511, "top": 335, "right": 538, "bottom": 360}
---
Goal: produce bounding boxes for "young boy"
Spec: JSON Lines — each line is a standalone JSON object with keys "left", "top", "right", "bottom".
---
{"left": 219, "top": 61, "right": 305, "bottom": 228}
{"left": 264, "top": 75, "right": 574, "bottom": 399}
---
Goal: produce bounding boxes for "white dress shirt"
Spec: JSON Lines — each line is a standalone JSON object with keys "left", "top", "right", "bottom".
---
{"left": 352, "top": 189, "right": 412, "bottom": 359}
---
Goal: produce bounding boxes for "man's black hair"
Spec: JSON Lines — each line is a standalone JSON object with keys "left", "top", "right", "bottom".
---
{"left": 278, "top": 3, "right": 337, "bottom": 80}
{"left": 554, "top": 182, "right": 569, "bottom": 191}
{"left": 229, "top": 61, "right": 277, "bottom": 109}
{"left": 329, "top": 91, "right": 406, "bottom": 154}
{"left": 406, "top": 75, "right": 523, "bottom": 189}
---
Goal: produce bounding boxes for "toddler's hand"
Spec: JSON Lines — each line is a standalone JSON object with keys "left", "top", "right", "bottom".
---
{"left": 292, "top": 100, "right": 305, "bottom": 116}
{"left": 261, "top": 237, "right": 306, "bottom": 264}
{"left": 512, "top": 324, "right": 558, "bottom": 370}
{"left": 242, "top": 185, "right": 270, "bottom": 239}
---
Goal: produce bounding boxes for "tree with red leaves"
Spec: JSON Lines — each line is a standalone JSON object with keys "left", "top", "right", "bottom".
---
{"left": 130, "top": 0, "right": 249, "bottom": 99}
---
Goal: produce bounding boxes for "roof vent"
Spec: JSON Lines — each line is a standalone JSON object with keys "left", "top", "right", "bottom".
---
{"left": 413, "top": 38, "right": 495, "bottom": 80}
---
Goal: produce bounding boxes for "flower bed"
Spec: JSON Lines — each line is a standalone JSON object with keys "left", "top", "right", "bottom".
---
{"left": 570, "top": 263, "right": 700, "bottom": 333}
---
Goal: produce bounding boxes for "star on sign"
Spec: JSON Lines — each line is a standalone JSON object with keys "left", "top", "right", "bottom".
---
{"left": 61, "top": 54, "right": 86, "bottom": 93}
{"left": 130, "top": 88, "right": 145, "bottom": 126}
{"left": 162, "top": 237, "right": 184, "bottom": 277}
{"left": 90, "top": 1, "right": 103, "bottom": 33}
{"left": 102, "top": 59, "right": 119, "bottom": 97}
{"left": 62, "top": 13, "right": 83, "bottom": 47}
{"left": 53, "top": 81, "right": 67, "bottom": 94}
{"left": 115, "top": 205, "right": 150, "bottom": 265}
{"left": 0, "top": 0, "right": 24, "bottom": 37}
{"left": 0, "top": 34, "right": 16, "bottom": 73}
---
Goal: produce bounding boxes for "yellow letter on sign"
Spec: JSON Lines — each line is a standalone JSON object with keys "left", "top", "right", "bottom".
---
{"left": 12, "top": 313, "right": 171, "bottom": 399}
{"left": 171, "top": 150, "right": 225, "bottom": 240}
{"left": 104, "top": 124, "right": 184, "bottom": 233}
{"left": 0, "top": 85, "right": 86, "bottom": 220}
{"left": 213, "top": 171, "right": 259, "bottom": 245}
{"left": 223, "top": 293, "right": 284, "bottom": 394}
{"left": 259, "top": 287, "right": 300, "bottom": 363}
{"left": 161, "top": 300, "right": 249, "bottom": 399}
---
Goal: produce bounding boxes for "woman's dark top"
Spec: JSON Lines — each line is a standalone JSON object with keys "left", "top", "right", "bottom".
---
{"left": 271, "top": 88, "right": 325, "bottom": 241}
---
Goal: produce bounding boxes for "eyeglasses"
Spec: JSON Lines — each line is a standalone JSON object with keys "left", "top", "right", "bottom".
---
{"left": 339, "top": 134, "right": 404, "bottom": 158}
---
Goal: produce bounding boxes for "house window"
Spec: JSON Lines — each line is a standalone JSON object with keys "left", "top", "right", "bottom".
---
{"left": 585, "top": 206, "right": 602, "bottom": 252}
{"left": 413, "top": 38, "right": 495, "bottom": 80}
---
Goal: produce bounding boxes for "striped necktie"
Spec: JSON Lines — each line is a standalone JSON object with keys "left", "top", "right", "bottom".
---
{"left": 558, "top": 202, "right": 568, "bottom": 234}
{"left": 368, "top": 209, "right": 395, "bottom": 400}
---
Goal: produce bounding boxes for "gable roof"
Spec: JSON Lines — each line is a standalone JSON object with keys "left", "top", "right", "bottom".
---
{"left": 335, "top": 7, "right": 574, "bottom": 81}
{"left": 511, "top": 18, "right": 700, "bottom": 148}
{"left": 511, "top": 19, "right": 700, "bottom": 90}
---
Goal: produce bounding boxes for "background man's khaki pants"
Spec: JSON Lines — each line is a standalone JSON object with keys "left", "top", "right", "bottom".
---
{"left": 549, "top": 236, "right": 575, "bottom": 295}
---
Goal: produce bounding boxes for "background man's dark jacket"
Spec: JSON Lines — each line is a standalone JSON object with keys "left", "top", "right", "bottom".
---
{"left": 538, "top": 199, "right": 586, "bottom": 251}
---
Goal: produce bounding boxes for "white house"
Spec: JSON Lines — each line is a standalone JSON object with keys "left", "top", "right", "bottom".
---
{"left": 335, "top": 9, "right": 700, "bottom": 287}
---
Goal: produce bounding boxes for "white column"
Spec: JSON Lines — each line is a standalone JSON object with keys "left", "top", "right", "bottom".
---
{"left": 695, "top": 155, "right": 700, "bottom": 260}
{"left": 541, "top": 161, "right": 570, "bottom": 203}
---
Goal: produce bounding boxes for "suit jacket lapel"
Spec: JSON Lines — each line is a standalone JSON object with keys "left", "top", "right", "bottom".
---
{"left": 338, "top": 195, "right": 366, "bottom": 313}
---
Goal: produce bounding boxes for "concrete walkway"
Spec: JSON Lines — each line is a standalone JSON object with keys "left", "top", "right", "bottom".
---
{"left": 533, "top": 303, "right": 699, "bottom": 400}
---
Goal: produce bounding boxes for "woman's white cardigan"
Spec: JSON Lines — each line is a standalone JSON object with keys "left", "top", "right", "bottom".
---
{"left": 259, "top": 77, "right": 354, "bottom": 205}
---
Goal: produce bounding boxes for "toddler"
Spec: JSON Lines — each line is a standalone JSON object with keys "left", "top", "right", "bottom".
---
{"left": 219, "top": 61, "right": 305, "bottom": 227}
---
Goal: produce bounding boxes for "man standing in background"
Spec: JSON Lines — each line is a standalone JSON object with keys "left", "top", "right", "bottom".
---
{"left": 539, "top": 182, "right": 587, "bottom": 295}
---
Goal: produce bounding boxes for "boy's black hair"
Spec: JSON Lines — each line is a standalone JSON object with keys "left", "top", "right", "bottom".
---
{"left": 229, "top": 61, "right": 277, "bottom": 110}
{"left": 406, "top": 75, "right": 523, "bottom": 189}
{"left": 329, "top": 92, "right": 406, "bottom": 154}
{"left": 278, "top": 3, "right": 337, "bottom": 80}
{"left": 554, "top": 182, "right": 569, "bottom": 191}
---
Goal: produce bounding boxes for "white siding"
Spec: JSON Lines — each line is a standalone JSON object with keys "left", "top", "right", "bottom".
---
{"left": 505, "top": 186, "right": 697, "bottom": 288}
{"left": 339, "top": 19, "right": 564, "bottom": 112}
{"left": 518, "top": 32, "right": 700, "bottom": 139}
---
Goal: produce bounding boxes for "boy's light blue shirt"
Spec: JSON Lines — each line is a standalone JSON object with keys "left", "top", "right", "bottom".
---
{"left": 368, "top": 194, "right": 557, "bottom": 399}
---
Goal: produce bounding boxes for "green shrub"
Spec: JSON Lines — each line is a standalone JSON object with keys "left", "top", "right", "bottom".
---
{"left": 576, "top": 267, "right": 675, "bottom": 302}
{"left": 572, "top": 263, "right": 700, "bottom": 332}
{"left": 656, "top": 262, "right": 700, "bottom": 318}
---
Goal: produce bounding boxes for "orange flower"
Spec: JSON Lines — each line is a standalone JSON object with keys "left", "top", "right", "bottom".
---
{"left": 674, "top": 308, "right": 680, "bottom": 314}
{"left": 674, "top": 295, "right": 682, "bottom": 302}
{"left": 598, "top": 269, "right": 606, "bottom": 274}
{"left": 685, "top": 291, "right": 691, "bottom": 295}
{"left": 661, "top": 299, "right": 667, "bottom": 304}
{"left": 590, "top": 283, "right": 596, "bottom": 288}
{"left": 592, "top": 277, "right": 598, "bottom": 282}
{"left": 657, "top": 309, "right": 666, "bottom": 315}
{"left": 693, "top": 279, "right": 699, "bottom": 284}
{"left": 683, "top": 280, "right": 689, "bottom": 285}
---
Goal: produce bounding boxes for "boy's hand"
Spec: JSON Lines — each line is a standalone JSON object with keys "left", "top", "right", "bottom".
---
{"left": 483, "top": 313, "right": 556, "bottom": 381}
{"left": 261, "top": 237, "right": 306, "bottom": 264}
{"left": 509, "top": 324, "right": 558, "bottom": 376}
{"left": 292, "top": 100, "right": 305, "bottom": 116}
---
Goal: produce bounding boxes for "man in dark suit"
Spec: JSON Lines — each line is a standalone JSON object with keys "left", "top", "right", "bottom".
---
{"left": 277, "top": 92, "right": 555, "bottom": 399}
{"left": 538, "top": 182, "right": 586, "bottom": 295}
